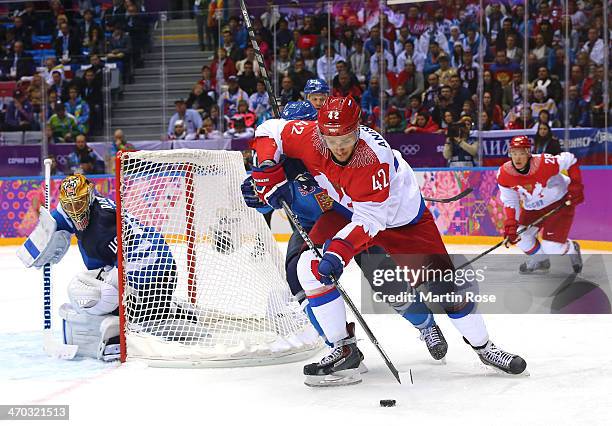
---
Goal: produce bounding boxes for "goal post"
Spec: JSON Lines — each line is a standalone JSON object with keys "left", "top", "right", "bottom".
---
{"left": 115, "top": 149, "right": 323, "bottom": 367}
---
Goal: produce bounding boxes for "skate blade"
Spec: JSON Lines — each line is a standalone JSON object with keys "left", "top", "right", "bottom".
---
{"left": 358, "top": 362, "right": 368, "bottom": 374}
{"left": 436, "top": 356, "right": 447, "bottom": 365}
{"left": 478, "top": 361, "right": 530, "bottom": 377}
{"left": 519, "top": 269, "right": 550, "bottom": 275}
{"left": 304, "top": 369, "right": 362, "bottom": 387}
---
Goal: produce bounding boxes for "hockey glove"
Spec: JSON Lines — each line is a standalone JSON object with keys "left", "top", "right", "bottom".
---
{"left": 566, "top": 163, "right": 584, "bottom": 205}
{"left": 566, "top": 182, "right": 584, "bottom": 205}
{"left": 241, "top": 176, "right": 267, "bottom": 209}
{"left": 503, "top": 218, "right": 520, "bottom": 246}
{"left": 251, "top": 160, "right": 293, "bottom": 209}
{"left": 317, "top": 239, "right": 354, "bottom": 285}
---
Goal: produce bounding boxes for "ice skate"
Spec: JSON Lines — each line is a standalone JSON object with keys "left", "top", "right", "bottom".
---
{"left": 519, "top": 257, "right": 550, "bottom": 274}
{"left": 357, "top": 348, "right": 368, "bottom": 374}
{"left": 569, "top": 241, "right": 583, "bottom": 273}
{"left": 419, "top": 324, "right": 448, "bottom": 361}
{"left": 304, "top": 323, "right": 362, "bottom": 387}
{"left": 469, "top": 339, "right": 527, "bottom": 375}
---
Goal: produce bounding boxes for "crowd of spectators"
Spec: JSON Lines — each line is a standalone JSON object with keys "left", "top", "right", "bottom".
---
{"left": 0, "top": 1, "right": 610, "bottom": 171}
{"left": 169, "top": 0, "right": 611, "bottom": 167}
{"left": 0, "top": 0, "right": 153, "bottom": 142}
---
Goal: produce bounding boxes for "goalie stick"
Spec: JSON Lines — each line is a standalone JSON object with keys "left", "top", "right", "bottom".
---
{"left": 42, "top": 158, "right": 78, "bottom": 360}
{"left": 238, "top": 0, "right": 404, "bottom": 384}
{"left": 454, "top": 200, "right": 573, "bottom": 271}
{"left": 423, "top": 188, "right": 473, "bottom": 203}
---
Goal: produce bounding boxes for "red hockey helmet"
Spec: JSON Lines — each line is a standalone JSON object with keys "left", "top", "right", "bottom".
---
{"left": 317, "top": 96, "right": 361, "bottom": 136}
{"left": 508, "top": 135, "right": 532, "bottom": 151}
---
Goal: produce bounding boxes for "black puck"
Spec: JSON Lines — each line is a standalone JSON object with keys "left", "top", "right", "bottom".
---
{"left": 380, "top": 399, "right": 396, "bottom": 407}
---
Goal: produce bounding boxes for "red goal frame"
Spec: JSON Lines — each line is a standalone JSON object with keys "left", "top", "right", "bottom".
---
{"left": 115, "top": 153, "right": 198, "bottom": 362}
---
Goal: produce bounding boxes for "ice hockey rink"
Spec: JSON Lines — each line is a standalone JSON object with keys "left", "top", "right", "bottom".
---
{"left": 1, "top": 242, "right": 611, "bottom": 425}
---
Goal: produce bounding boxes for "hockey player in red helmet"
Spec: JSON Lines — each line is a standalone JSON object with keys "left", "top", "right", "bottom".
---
{"left": 316, "top": 95, "right": 361, "bottom": 162}
{"left": 497, "top": 135, "right": 584, "bottom": 274}
{"left": 508, "top": 135, "right": 532, "bottom": 171}
{"left": 252, "top": 96, "right": 527, "bottom": 386}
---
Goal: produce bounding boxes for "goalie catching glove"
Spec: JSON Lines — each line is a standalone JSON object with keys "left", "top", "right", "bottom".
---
{"left": 251, "top": 159, "right": 293, "bottom": 209}
{"left": 68, "top": 267, "right": 119, "bottom": 316}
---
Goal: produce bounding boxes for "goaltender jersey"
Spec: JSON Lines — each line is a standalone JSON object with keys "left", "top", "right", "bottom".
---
{"left": 52, "top": 195, "right": 119, "bottom": 269}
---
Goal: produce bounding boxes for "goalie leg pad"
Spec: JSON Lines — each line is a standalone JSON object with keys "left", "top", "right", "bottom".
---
{"left": 59, "top": 303, "right": 120, "bottom": 361}
{"left": 17, "top": 208, "right": 72, "bottom": 268}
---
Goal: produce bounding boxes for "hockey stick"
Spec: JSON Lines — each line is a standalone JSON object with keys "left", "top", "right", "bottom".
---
{"left": 238, "top": 0, "right": 280, "bottom": 118}
{"left": 454, "top": 200, "right": 572, "bottom": 271}
{"left": 423, "top": 188, "right": 473, "bottom": 203}
{"left": 238, "top": 0, "right": 403, "bottom": 384}
{"left": 282, "top": 201, "right": 403, "bottom": 384}
{"left": 41, "top": 158, "right": 78, "bottom": 359}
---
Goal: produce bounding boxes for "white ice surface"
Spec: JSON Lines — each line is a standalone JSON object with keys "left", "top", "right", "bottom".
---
{"left": 1, "top": 243, "right": 611, "bottom": 425}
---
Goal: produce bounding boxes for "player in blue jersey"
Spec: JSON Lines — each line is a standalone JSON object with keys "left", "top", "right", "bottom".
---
{"left": 242, "top": 101, "right": 451, "bottom": 362}
{"left": 17, "top": 174, "right": 177, "bottom": 361}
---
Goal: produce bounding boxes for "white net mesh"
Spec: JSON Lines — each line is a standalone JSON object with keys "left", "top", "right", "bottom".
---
{"left": 118, "top": 149, "right": 322, "bottom": 367}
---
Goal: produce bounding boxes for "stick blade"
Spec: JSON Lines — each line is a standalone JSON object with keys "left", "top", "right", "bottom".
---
{"left": 424, "top": 188, "right": 473, "bottom": 203}
{"left": 398, "top": 369, "right": 414, "bottom": 385}
{"left": 44, "top": 331, "right": 78, "bottom": 360}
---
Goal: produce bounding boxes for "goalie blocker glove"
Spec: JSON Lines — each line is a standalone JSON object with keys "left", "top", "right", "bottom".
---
{"left": 17, "top": 207, "right": 72, "bottom": 268}
{"left": 251, "top": 160, "right": 293, "bottom": 209}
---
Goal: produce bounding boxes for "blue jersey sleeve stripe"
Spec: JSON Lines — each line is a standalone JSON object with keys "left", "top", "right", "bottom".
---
{"left": 24, "top": 238, "right": 40, "bottom": 258}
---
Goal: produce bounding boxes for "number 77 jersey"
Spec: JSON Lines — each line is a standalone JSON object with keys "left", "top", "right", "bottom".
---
{"left": 254, "top": 119, "right": 424, "bottom": 252}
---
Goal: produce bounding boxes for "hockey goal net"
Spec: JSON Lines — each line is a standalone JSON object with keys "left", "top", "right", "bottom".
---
{"left": 115, "top": 149, "right": 322, "bottom": 367}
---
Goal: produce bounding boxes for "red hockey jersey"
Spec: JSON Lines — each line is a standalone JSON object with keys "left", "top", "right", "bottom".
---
{"left": 254, "top": 119, "right": 423, "bottom": 251}
{"left": 497, "top": 152, "right": 577, "bottom": 214}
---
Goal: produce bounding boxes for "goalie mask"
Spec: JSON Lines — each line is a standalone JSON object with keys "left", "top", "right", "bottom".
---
{"left": 60, "top": 174, "right": 94, "bottom": 231}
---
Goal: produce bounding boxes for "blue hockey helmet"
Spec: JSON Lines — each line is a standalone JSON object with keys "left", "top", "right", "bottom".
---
{"left": 303, "top": 78, "right": 330, "bottom": 95}
{"left": 281, "top": 101, "right": 318, "bottom": 121}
